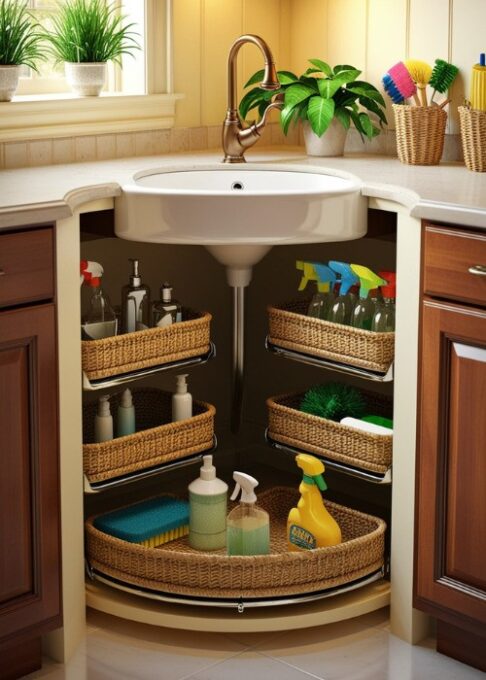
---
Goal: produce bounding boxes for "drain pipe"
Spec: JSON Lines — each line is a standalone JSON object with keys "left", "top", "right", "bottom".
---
{"left": 206, "top": 244, "right": 271, "bottom": 434}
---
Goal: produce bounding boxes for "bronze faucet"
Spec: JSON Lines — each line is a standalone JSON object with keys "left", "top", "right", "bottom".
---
{"left": 222, "top": 35, "right": 282, "bottom": 163}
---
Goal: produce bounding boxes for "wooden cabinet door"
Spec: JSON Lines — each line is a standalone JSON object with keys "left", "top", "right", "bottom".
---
{"left": 415, "top": 299, "right": 486, "bottom": 633}
{"left": 0, "top": 304, "right": 61, "bottom": 645}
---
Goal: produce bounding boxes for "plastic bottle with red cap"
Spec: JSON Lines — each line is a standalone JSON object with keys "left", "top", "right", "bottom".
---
{"left": 80, "top": 260, "right": 118, "bottom": 339}
{"left": 371, "top": 271, "right": 396, "bottom": 332}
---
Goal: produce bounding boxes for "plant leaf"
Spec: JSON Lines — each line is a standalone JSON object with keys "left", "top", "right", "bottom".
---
{"left": 335, "top": 107, "right": 351, "bottom": 130}
{"left": 308, "top": 58, "right": 332, "bottom": 76}
{"left": 244, "top": 69, "right": 265, "bottom": 88}
{"left": 347, "top": 82, "right": 386, "bottom": 106}
{"left": 277, "top": 70, "right": 298, "bottom": 84}
{"left": 356, "top": 94, "right": 388, "bottom": 124}
{"left": 333, "top": 64, "right": 357, "bottom": 74}
{"left": 280, "top": 103, "right": 300, "bottom": 135}
{"left": 307, "top": 96, "right": 335, "bottom": 136}
{"left": 284, "top": 83, "right": 315, "bottom": 110}
{"left": 332, "top": 69, "right": 361, "bottom": 86}
{"left": 358, "top": 112, "right": 375, "bottom": 138}
{"left": 317, "top": 77, "right": 343, "bottom": 99}
{"left": 239, "top": 87, "right": 266, "bottom": 119}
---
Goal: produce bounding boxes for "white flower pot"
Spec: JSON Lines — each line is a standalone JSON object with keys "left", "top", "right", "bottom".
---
{"left": 65, "top": 62, "right": 107, "bottom": 96}
{"left": 0, "top": 65, "right": 21, "bottom": 102}
{"left": 303, "top": 119, "right": 348, "bottom": 157}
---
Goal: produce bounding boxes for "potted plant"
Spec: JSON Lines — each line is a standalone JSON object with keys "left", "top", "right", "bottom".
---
{"left": 240, "top": 59, "right": 387, "bottom": 156}
{"left": 0, "top": 0, "right": 46, "bottom": 101}
{"left": 47, "top": 0, "right": 139, "bottom": 97}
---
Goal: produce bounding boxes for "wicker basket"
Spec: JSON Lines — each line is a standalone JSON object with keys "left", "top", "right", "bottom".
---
{"left": 83, "top": 389, "right": 215, "bottom": 482}
{"left": 459, "top": 106, "right": 486, "bottom": 172}
{"left": 393, "top": 104, "right": 447, "bottom": 165}
{"left": 85, "top": 486, "right": 386, "bottom": 599}
{"left": 267, "top": 391, "right": 392, "bottom": 474}
{"left": 82, "top": 308, "right": 211, "bottom": 380}
{"left": 268, "top": 301, "right": 394, "bottom": 373}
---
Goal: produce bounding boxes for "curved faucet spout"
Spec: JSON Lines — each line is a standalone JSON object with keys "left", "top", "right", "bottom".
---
{"left": 223, "top": 34, "right": 281, "bottom": 163}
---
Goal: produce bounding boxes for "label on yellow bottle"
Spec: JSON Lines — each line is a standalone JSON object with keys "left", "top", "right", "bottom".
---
{"left": 289, "top": 524, "right": 316, "bottom": 550}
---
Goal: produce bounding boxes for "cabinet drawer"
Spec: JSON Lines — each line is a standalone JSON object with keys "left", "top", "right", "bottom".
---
{"left": 0, "top": 227, "right": 54, "bottom": 307}
{"left": 423, "top": 225, "right": 486, "bottom": 306}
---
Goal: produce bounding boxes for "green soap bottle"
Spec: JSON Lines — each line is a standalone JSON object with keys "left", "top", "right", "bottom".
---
{"left": 188, "top": 455, "right": 228, "bottom": 551}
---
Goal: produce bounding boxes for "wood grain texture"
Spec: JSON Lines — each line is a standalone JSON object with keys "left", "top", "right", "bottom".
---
{"left": 0, "top": 227, "right": 54, "bottom": 308}
{"left": 0, "top": 304, "right": 61, "bottom": 644}
{"left": 415, "top": 298, "right": 486, "bottom": 632}
{"left": 0, "top": 636, "right": 42, "bottom": 680}
{"left": 423, "top": 224, "right": 486, "bottom": 307}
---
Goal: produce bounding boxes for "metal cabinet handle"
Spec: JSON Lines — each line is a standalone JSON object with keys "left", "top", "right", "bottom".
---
{"left": 468, "top": 265, "right": 486, "bottom": 276}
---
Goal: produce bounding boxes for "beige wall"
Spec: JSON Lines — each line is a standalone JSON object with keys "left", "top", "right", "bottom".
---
{"left": 173, "top": 0, "right": 486, "bottom": 132}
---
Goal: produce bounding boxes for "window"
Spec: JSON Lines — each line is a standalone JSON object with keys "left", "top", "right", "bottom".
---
{"left": 18, "top": 0, "right": 147, "bottom": 96}
{"left": 0, "top": 0, "right": 179, "bottom": 142}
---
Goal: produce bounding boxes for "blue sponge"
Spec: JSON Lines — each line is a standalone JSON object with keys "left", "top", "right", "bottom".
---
{"left": 94, "top": 496, "right": 189, "bottom": 543}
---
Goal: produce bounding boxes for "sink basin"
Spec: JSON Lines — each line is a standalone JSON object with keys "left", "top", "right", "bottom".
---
{"left": 114, "top": 163, "right": 366, "bottom": 284}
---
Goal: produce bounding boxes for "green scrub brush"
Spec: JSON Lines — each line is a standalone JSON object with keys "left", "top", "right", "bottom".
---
{"left": 300, "top": 383, "right": 366, "bottom": 422}
{"left": 429, "top": 59, "right": 459, "bottom": 103}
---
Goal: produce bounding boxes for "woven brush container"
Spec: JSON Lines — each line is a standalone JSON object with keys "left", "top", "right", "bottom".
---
{"left": 81, "top": 308, "right": 211, "bottom": 380}
{"left": 83, "top": 388, "right": 215, "bottom": 482}
{"left": 85, "top": 486, "right": 386, "bottom": 599}
{"left": 268, "top": 301, "right": 394, "bottom": 373}
{"left": 459, "top": 106, "right": 486, "bottom": 172}
{"left": 393, "top": 104, "right": 447, "bottom": 165}
{"left": 267, "top": 391, "right": 393, "bottom": 474}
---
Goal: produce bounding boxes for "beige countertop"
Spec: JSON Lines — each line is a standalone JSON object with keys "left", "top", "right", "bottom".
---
{"left": 1, "top": 147, "right": 486, "bottom": 229}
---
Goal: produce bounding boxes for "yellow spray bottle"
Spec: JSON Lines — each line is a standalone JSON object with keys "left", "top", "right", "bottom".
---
{"left": 287, "top": 453, "right": 341, "bottom": 551}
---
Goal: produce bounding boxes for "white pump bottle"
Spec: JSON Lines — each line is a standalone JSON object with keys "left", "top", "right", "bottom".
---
{"left": 172, "top": 373, "right": 192, "bottom": 421}
{"left": 117, "top": 388, "right": 136, "bottom": 437}
{"left": 94, "top": 395, "right": 113, "bottom": 443}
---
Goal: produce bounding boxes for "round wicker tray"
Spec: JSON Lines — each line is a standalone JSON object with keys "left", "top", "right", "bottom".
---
{"left": 86, "top": 487, "right": 386, "bottom": 599}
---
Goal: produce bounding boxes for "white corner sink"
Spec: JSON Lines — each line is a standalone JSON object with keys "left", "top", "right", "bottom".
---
{"left": 114, "top": 163, "right": 366, "bottom": 286}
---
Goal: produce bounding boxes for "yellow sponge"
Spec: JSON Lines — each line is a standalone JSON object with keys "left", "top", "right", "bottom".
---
{"left": 140, "top": 524, "right": 189, "bottom": 548}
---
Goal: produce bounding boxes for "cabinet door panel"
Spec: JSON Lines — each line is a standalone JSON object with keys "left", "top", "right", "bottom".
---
{"left": 446, "top": 342, "right": 486, "bottom": 591}
{"left": 0, "top": 345, "right": 32, "bottom": 602}
{"left": 415, "top": 299, "right": 486, "bottom": 629}
{"left": 0, "top": 304, "right": 61, "bottom": 642}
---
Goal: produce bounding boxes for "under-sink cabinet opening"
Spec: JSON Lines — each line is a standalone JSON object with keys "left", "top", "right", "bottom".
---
{"left": 80, "top": 207, "right": 395, "bottom": 615}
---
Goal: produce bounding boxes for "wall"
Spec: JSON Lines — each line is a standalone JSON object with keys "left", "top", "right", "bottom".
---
{"left": 2, "top": 0, "right": 484, "bottom": 169}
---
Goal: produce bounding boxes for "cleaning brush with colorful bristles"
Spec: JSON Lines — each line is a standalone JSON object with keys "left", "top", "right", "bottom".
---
{"left": 382, "top": 73, "right": 404, "bottom": 104}
{"left": 404, "top": 59, "right": 432, "bottom": 106}
{"left": 93, "top": 496, "right": 190, "bottom": 548}
{"left": 387, "top": 62, "right": 421, "bottom": 105}
{"left": 429, "top": 58, "right": 459, "bottom": 103}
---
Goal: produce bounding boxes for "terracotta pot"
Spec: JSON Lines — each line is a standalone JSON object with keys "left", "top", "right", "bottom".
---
{"left": 0, "top": 65, "right": 21, "bottom": 102}
{"left": 303, "top": 119, "right": 348, "bottom": 157}
{"left": 65, "top": 62, "right": 107, "bottom": 96}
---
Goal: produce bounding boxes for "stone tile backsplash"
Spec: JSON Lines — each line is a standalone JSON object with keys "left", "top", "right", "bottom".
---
{"left": 0, "top": 123, "right": 464, "bottom": 170}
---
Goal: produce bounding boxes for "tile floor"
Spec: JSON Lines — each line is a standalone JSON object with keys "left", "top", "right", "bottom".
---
{"left": 28, "top": 607, "right": 483, "bottom": 680}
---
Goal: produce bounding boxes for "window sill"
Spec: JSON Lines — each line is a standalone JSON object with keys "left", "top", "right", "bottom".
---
{"left": 0, "top": 93, "right": 183, "bottom": 142}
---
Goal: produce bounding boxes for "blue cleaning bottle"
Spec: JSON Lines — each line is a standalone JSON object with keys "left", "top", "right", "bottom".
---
{"left": 296, "top": 261, "right": 336, "bottom": 320}
{"left": 327, "top": 261, "right": 359, "bottom": 325}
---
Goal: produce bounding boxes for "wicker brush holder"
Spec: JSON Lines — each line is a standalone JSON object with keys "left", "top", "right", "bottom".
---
{"left": 393, "top": 104, "right": 447, "bottom": 165}
{"left": 268, "top": 301, "right": 394, "bottom": 373}
{"left": 81, "top": 308, "right": 211, "bottom": 380}
{"left": 459, "top": 106, "right": 486, "bottom": 172}
{"left": 267, "top": 391, "right": 393, "bottom": 474}
{"left": 83, "top": 389, "right": 215, "bottom": 482}
{"left": 85, "top": 486, "right": 386, "bottom": 599}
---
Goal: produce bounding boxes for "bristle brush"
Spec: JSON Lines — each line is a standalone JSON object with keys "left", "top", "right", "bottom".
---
{"left": 388, "top": 62, "right": 421, "bottom": 105}
{"left": 429, "top": 59, "right": 459, "bottom": 102}
{"left": 404, "top": 59, "right": 432, "bottom": 106}
{"left": 382, "top": 74, "right": 404, "bottom": 104}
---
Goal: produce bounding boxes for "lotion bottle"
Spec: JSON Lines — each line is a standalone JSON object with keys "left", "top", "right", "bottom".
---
{"left": 94, "top": 395, "right": 113, "bottom": 443}
{"left": 121, "top": 259, "right": 151, "bottom": 333}
{"left": 117, "top": 388, "right": 136, "bottom": 437}
{"left": 188, "top": 455, "right": 228, "bottom": 550}
{"left": 152, "top": 283, "right": 182, "bottom": 327}
{"left": 172, "top": 374, "right": 192, "bottom": 421}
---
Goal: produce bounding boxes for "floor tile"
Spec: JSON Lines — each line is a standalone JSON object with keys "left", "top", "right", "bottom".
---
{"left": 183, "top": 650, "right": 323, "bottom": 680}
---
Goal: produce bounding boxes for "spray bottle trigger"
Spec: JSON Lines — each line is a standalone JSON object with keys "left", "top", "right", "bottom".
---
{"left": 316, "top": 474, "right": 327, "bottom": 491}
{"left": 230, "top": 482, "right": 241, "bottom": 502}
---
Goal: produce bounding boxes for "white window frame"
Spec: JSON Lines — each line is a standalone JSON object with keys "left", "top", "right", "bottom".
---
{"left": 0, "top": 0, "right": 181, "bottom": 142}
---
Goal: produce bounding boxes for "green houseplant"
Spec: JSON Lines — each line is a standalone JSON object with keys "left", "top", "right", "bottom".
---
{"left": 240, "top": 59, "right": 387, "bottom": 156}
{"left": 0, "top": 0, "right": 46, "bottom": 101}
{"left": 47, "top": 0, "right": 139, "bottom": 96}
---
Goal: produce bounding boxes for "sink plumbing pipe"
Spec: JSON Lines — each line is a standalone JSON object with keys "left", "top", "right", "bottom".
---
{"left": 206, "top": 245, "right": 271, "bottom": 433}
